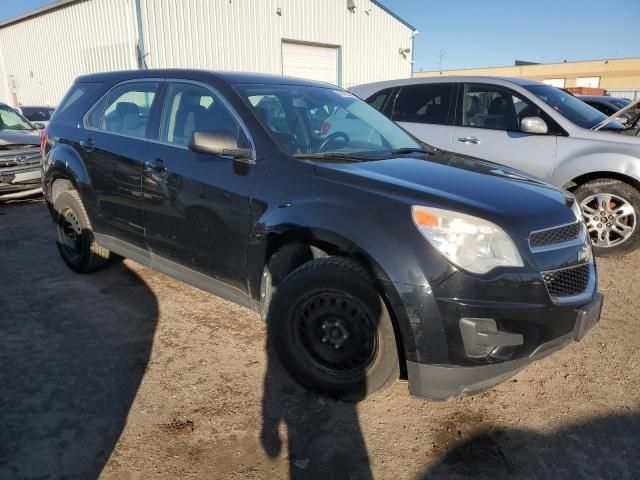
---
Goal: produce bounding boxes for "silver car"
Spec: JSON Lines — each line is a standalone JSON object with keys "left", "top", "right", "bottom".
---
{"left": 0, "top": 103, "right": 43, "bottom": 201}
{"left": 352, "top": 76, "right": 640, "bottom": 255}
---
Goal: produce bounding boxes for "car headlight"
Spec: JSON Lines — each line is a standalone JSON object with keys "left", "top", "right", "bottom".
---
{"left": 412, "top": 205, "right": 524, "bottom": 274}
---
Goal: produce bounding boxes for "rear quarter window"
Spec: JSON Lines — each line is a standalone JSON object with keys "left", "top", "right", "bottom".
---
{"left": 50, "top": 82, "right": 101, "bottom": 123}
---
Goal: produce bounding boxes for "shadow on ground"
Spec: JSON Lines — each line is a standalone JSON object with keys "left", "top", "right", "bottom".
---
{"left": 420, "top": 413, "right": 640, "bottom": 480}
{"left": 0, "top": 200, "right": 158, "bottom": 479}
{"left": 260, "top": 353, "right": 373, "bottom": 480}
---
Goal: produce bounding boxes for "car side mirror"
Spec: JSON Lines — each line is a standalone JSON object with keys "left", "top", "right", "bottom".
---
{"left": 33, "top": 122, "right": 46, "bottom": 130}
{"left": 614, "top": 115, "right": 629, "bottom": 125}
{"left": 520, "top": 116, "right": 548, "bottom": 134}
{"left": 188, "top": 130, "right": 253, "bottom": 161}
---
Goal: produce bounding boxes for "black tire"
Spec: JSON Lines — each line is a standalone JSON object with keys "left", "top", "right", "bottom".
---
{"left": 267, "top": 257, "right": 399, "bottom": 401}
{"left": 574, "top": 178, "right": 640, "bottom": 257}
{"left": 54, "top": 190, "right": 112, "bottom": 273}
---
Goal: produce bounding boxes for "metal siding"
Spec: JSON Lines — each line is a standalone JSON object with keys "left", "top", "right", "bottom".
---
{"left": 0, "top": 0, "right": 413, "bottom": 105}
{"left": 0, "top": 0, "right": 138, "bottom": 106}
{"left": 139, "top": 0, "right": 412, "bottom": 87}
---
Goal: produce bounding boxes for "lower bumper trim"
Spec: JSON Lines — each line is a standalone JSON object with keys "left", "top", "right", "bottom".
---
{"left": 0, "top": 187, "right": 43, "bottom": 200}
{"left": 406, "top": 333, "right": 574, "bottom": 400}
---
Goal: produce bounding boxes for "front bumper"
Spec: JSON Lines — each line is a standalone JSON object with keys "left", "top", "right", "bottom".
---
{"left": 384, "top": 258, "right": 602, "bottom": 400}
{"left": 406, "top": 292, "right": 602, "bottom": 400}
{"left": 0, "top": 165, "right": 42, "bottom": 200}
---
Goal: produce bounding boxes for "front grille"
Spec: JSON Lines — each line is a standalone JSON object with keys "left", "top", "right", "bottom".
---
{"left": 543, "top": 264, "right": 590, "bottom": 297}
{"left": 0, "top": 147, "right": 41, "bottom": 169}
{"left": 530, "top": 222, "right": 582, "bottom": 249}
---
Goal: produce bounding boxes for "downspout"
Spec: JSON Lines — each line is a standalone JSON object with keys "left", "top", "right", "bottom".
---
{"left": 410, "top": 31, "right": 415, "bottom": 78}
{"left": 133, "top": 0, "right": 147, "bottom": 69}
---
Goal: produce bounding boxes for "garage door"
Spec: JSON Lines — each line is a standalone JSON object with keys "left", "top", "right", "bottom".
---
{"left": 281, "top": 42, "right": 338, "bottom": 85}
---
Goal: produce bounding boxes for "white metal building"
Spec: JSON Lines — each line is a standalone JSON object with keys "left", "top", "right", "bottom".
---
{"left": 0, "top": 0, "right": 415, "bottom": 107}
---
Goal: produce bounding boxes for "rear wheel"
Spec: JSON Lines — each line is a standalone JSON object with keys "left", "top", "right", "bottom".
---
{"left": 54, "top": 190, "right": 112, "bottom": 273}
{"left": 267, "top": 257, "right": 399, "bottom": 401}
{"left": 574, "top": 179, "right": 640, "bottom": 256}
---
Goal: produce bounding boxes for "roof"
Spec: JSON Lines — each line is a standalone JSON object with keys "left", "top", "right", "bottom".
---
{"left": 417, "top": 57, "right": 640, "bottom": 74}
{"left": 0, "top": 0, "right": 82, "bottom": 28}
{"left": 75, "top": 68, "right": 341, "bottom": 89}
{"left": 350, "top": 75, "right": 546, "bottom": 100}
{"left": 370, "top": 0, "right": 415, "bottom": 30}
{"left": 0, "top": 0, "right": 414, "bottom": 31}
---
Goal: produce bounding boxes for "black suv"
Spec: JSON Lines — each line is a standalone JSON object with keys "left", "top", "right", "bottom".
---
{"left": 42, "top": 70, "right": 602, "bottom": 400}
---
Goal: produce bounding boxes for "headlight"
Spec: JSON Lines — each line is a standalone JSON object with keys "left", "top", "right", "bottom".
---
{"left": 412, "top": 205, "right": 524, "bottom": 274}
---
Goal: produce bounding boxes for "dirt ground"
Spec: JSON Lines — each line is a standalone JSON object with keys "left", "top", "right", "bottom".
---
{"left": 1, "top": 199, "right": 638, "bottom": 480}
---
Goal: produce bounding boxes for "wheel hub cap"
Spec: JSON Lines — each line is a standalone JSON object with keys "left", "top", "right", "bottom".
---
{"left": 581, "top": 193, "right": 636, "bottom": 248}
{"left": 321, "top": 317, "right": 350, "bottom": 349}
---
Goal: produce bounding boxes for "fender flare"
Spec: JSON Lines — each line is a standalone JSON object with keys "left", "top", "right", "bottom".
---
{"left": 552, "top": 152, "right": 640, "bottom": 190}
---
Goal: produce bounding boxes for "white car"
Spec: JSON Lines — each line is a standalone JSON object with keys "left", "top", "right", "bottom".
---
{"left": 352, "top": 76, "right": 640, "bottom": 255}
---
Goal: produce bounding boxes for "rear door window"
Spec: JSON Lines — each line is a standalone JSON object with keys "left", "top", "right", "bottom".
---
{"left": 392, "top": 83, "right": 454, "bottom": 125}
{"left": 88, "top": 82, "right": 160, "bottom": 138}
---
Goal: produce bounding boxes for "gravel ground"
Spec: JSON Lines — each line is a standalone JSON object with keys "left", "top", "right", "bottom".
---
{"left": 1, "top": 199, "right": 638, "bottom": 480}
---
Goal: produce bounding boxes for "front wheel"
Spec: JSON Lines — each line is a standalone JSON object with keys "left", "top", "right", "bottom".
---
{"left": 574, "top": 178, "right": 640, "bottom": 256}
{"left": 267, "top": 257, "right": 399, "bottom": 401}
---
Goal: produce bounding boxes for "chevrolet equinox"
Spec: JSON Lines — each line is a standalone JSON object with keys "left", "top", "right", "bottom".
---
{"left": 42, "top": 70, "right": 602, "bottom": 400}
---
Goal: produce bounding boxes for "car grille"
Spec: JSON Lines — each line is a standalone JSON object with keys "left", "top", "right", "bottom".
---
{"left": 530, "top": 222, "right": 582, "bottom": 249}
{"left": 543, "top": 263, "right": 591, "bottom": 297}
{"left": 0, "top": 147, "right": 41, "bottom": 172}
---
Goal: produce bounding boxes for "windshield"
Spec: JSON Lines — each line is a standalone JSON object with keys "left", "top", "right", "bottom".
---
{"left": 21, "top": 107, "right": 55, "bottom": 122}
{"left": 0, "top": 105, "right": 35, "bottom": 131}
{"left": 610, "top": 98, "right": 631, "bottom": 109}
{"left": 234, "top": 84, "right": 422, "bottom": 157}
{"left": 524, "top": 85, "right": 623, "bottom": 130}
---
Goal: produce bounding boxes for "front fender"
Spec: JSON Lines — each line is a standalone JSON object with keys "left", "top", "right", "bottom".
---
{"left": 552, "top": 151, "right": 640, "bottom": 189}
{"left": 249, "top": 199, "right": 454, "bottom": 364}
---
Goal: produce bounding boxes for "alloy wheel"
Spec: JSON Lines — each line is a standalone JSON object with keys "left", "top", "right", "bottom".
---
{"left": 581, "top": 193, "right": 636, "bottom": 248}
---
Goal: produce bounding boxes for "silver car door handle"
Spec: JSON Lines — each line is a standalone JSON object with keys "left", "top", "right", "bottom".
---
{"left": 457, "top": 136, "right": 481, "bottom": 144}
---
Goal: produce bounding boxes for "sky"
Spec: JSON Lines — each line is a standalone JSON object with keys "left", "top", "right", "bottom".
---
{"left": 2, "top": 0, "right": 639, "bottom": 71}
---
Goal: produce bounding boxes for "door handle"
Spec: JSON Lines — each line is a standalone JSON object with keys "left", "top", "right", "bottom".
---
{"left": 144, "top": 158, "right": 167, "bottom": 180}
{"left": 457, "top": 136, "right": 481, "bottom": 145}
{"left": 79, "top": 138, "right": 94, "bottom": 152}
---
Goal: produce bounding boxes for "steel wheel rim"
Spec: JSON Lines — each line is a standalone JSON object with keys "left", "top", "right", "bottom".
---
{"left": 58, "top": 207, "right": 83, "bottom": 260}
{"left": 581, "top": 193, "right": 636, "bottom": 248}
{"left": 290, "top": 291, "right": 378, "bottom": 380}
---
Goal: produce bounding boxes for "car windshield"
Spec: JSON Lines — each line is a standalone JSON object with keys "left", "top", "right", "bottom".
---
{"left": 21, "top": 107, "right": 55, "bottom": 122}
{"left": 0, "top": 105, "right": 35, "bottom": 131}
{"left": 234, "top": 83, "right": 423, "bottom": 158}
{"left": 610, "top": 98, "right": 631, "bottom": 109}
{"left": 524, "top": 85, "right": 623, "bottom": 130}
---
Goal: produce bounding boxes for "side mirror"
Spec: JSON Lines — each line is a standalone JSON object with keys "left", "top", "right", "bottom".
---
{"left": 615, "top": 115, "right": 629, "bottom": 125}
{"left": 33, "top": 122, "right": 46, "bottom": 130}
{"left": 188, "top": 130, "right": 253, "bottom": 162}
{"left": 520, "top": 116, "right": 548, "bottom": 134}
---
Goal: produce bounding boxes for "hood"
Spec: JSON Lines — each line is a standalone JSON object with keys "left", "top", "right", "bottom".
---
{"left": 0, "top": 129, "right": 40, "bottom": 148}
{"left": 313, "top": 152, "right": 577, "bottom": 239}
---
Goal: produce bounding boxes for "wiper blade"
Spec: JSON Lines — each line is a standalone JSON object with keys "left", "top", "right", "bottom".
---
{"left": 293, "top": 152, "right": 371, "bottom": 161}
{"left": 388, "top": 147, "right": 431, "bottom": 155}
